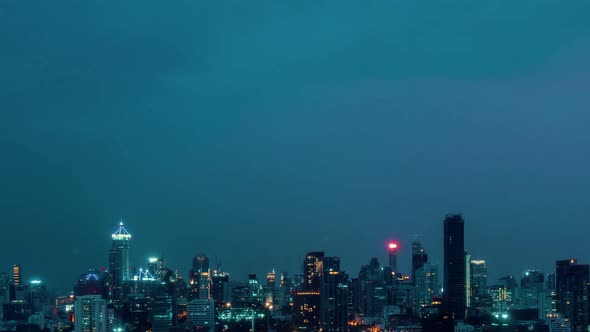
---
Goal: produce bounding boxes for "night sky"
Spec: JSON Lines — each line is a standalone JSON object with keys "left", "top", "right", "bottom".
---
{"left": 2, "top": 1, "right": 590, "bottom": 292}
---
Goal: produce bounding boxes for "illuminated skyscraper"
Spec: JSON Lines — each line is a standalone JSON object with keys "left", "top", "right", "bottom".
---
{"left": 12, "top": 265, "right": 21, "bottom": 286}
{"left": 387, "top": 242, "right": 399, "bottom": 274}
{"left": 279, "top": 273, "right": 293, "bottom": 309}
{"left": 469, "top": 259, "right": 488, "bottom": 310}
{"left": 443, "top": 213, "right": 466, "bottom": 320}
{"left": 74, "top": 294, "right": 108, "bottom": 332}
{"left": 109, "top": 221, "right": 131, "bottom": 300}
{"left": 189, "top": 255, "right": 210, "bottom": 300}
{"left": 304, "top": 252, "right": 325, "bottom": 292}
{"left": 211, "top": 268, "right": 230, "bottom": 303}
{"left": 411, "top": 240, "right": 428, "bottom": 282}
{"left": 415, "top": 264, "right": 439, "bottom": 315}
{"left": 265, "top": 269, "right": 278, "bottom": 307}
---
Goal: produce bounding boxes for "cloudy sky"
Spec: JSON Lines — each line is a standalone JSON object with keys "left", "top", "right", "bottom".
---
{"left": 1, "top": 0, "right": 590, "bottom": 291}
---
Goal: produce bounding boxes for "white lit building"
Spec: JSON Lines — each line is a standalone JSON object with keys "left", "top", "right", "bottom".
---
{"left": 74, "top": 295, "right": 107, "bottom": 332}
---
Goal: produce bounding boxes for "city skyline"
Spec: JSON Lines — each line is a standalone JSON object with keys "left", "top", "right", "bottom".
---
{"left": 2, "top": 2, "right": 590, "bottom": 330}
{"left": 0, "top": 216, "right": 579, "bottom": 293}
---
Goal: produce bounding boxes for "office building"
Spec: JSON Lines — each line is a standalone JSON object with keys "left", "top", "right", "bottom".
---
{"left": 187, "top": 299, "right": 215, "bottom": 331}
{"left": 189, "top": 255, "right": 210, "bottom": 300}
{"left": 388, "top": 242, "right": 399, "bottom": 274}
{"left": 412, "top": 240, "right": 428, "bottom": 283}
{"left": 556, "top": 260, "right": 589, "bottom": 331}
{"left": 443, "top": 213, "right": 466, "bottom": 320}
{"left": 109, "top": 221, "right": 131, "bottom": 300}
{"left": 211, "top": 269, "right": 230, "bottom": 303}
{"left": 304, "top": 252, "right": 325, "bottom": 292}
{"left": 520, "top": 270, "right": 544, "bottom": 309}
{"left": 74, "top": 295, "right": 108, "bottom": 332}
{"left": 415, "top": 264, "right": 439, "bottom": 316}
{"left": 320, "top": 257, "right": 349, "bottom": 332}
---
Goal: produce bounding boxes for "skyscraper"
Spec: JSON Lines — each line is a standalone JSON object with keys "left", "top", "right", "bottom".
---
{"left": 211, "top": 269, "right": 230, "bottom": 303}
{"left": 520, "top": 270, "right": 544, "bottom": 309}
{"left": 320, "top": 257, "right": 349, "bottom": 332}
{"left": 469, "top": 259, "right": 488, "bottom": 310}
{"left": 387, "top": 242, "right": 399, "bottom": 274}
{"left": 74, "top": 294, "right": 108, "bottom": 332}
{"left": 411, "top": 240, "right": 428, "bottom": 282}
{"left": 304, "top": 252, "right": 325, "bottom": 292}
{"left": 295, "top": 252, "right": 325, "bottom": 331}
{"left": 265, "top": 269, "right": 278, "bottom": 307}
{"left": 189, "top": 254, "right": 210, "bottom": 300}
{"left": 415, "top": 264, "right": 439, "bottom": 315}
{"left": 12, "top": 265, "right": 21, "bottom": 286}
{"left": 556, "top": 259, "right": 590, "bottom": 330}
{"left": 109, "top": 221, "right": 131, "bottom": 300}
{"left": 443, "top": 213, "right": 466, "bottom": 320}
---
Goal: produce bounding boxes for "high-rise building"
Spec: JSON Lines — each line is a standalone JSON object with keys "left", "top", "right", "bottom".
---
{"left": 74, "top": 294, "right": 108, "bottom": 332}
{"left": 189, "top": 254, "right": 210, "bottom": 300}
{"left": 388, "top": 242, "right": 399, "bottom": 274}
{"left": 411, "top": 240, "right": 428, "bottom": 282}
{"left": 443, "top": 213, "right": 466, "bottom": 320}
{"left": 359, "top": 258, "right": 387, "bottom": 318}
{"left": 187, "top": 299, "right": 215, "bottom": 331}
{"left": 109, "top": 221, "right": 131, "bottom": 300}
{"left": 210, "top": 269, "right": 230, "bottom": 303}
{"left": 264, "top": 269, "right": 278, "bottom": 308}
{"left": 293, "top": 290, "right": 321, "bottom": 331}
{"left": 556, "top": 259, "right": 589, "bottom": 330}
{"left": 304, "top": 252, "right": 325, "bottom": 292}
{"left": 28, "top": 279, "right": 48, "bottom": 313}
{"left": 147, "top": 257, "right": 161, "bottom": 277}
{"left": 12, "top": 265, "right": 21, "bottom": 286}
{"left": 320, "top": 257, "right": 349, "bottom": 332}
{"left": 497, "top": 275, "right": 519, "bottom": 310}
{"left": 151, "top": 295, "right": 173, "bottom": 332}
{"left": 520, "top": 270, "right": 544, "bottom": 309}
{"left": 469, "top": 260, "right": 487, "bottom": 297}
{"left": 278, "top": 273, "right": 293, "bottom": 309}
{"left": 415, "top": 264, "right": 439, "bottom": 316}
{"left": 247, "top": 273, "right": 263, "bottom": 304}
{"left": 295, "top": 252, "right": 325, "bottom": 330}
{"left": 469, "top": 259, "right": 488, "bottom": 311}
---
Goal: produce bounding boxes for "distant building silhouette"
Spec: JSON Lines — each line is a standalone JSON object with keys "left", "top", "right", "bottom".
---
{"left": 412, "top": 240, "right": 428, "bottom": 282}
{"left": 556, "top": 259, "right": 589, "bottom": 330}
{"left": 443, "top": 213, "right": 466, "bottom": 320}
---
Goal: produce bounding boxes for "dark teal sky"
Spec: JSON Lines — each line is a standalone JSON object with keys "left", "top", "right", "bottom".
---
{"left": 1, "top": 1, "right": 590, "bottom": 291}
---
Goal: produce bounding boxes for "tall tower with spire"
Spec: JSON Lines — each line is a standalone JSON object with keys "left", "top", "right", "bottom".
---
{"left": 109, "top": 221, "right": 131, "bottom": 300}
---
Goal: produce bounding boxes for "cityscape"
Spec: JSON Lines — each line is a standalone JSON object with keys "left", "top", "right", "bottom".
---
{"left": 3, "top": 1, "right": 590, "bottom": 332}
{"left": 0, "top": 215, "right": 584, "bottom": 332}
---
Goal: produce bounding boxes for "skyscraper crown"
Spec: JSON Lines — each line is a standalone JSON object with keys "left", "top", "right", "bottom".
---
{"left": 112, "top": 221, "right": 131, "bottom": 240}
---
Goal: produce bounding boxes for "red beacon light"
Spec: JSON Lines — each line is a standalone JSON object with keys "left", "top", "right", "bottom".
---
{"left": 388, "top": 242, "right": 398, "bottom": 250}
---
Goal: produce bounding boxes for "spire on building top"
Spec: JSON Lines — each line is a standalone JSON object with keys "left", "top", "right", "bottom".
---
{"left": 112, "top": 220, "right": 131, "bottom": 239}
